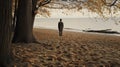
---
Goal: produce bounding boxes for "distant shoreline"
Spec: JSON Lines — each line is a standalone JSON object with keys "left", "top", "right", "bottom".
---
{"left": 33, "top": 27, "right": 120, "bottom": 37}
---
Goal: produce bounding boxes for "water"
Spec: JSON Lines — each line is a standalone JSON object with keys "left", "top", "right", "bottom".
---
{"left": 34, "top": 18, "right": 120, "bottom": 30}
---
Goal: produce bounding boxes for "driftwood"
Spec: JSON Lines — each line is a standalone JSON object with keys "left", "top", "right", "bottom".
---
{"left": 83, "top": 29, "right": 120, "bottom": 34}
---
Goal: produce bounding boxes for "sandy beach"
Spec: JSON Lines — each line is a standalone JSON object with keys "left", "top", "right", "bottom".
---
{"left": 12, "top": 28, "right": 120, "bottom": 67}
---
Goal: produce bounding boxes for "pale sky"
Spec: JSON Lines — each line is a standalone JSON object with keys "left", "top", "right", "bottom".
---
{"left": 37, "top": 9, "right": 100, "bottom": 18}
{"left": 37, "top": 8, "right": 120, "bottom": 19}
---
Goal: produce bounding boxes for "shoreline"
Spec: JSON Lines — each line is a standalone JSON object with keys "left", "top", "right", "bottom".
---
{"left": 34, "top": 27, "right": 120, "bottom": 37}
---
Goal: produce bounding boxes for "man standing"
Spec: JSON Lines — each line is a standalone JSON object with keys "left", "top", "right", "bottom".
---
{"left": 58, "top": 19, "right": 64, "bottom": 36}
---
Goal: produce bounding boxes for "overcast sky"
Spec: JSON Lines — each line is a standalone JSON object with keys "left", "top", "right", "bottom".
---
{"left": 37, "top": 8, "right": 120, "bottom": 19}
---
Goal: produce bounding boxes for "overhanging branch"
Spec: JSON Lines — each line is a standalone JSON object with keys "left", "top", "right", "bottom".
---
{"left": 32, "top": 0, "right": 51, "bottom": 15}
{"left": 110, "top": 0, "right": 118, "bottom": 7}
{"left": 36, "top": 0, "right": 51, "bottom": 10}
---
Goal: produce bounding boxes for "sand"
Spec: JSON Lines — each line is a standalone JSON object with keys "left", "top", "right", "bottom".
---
{"left": 12, "top": 28, "right": 120, "bottom": 67}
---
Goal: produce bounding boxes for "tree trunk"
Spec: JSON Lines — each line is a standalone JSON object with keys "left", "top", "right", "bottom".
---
{"left": 12, "top": 0, "right": 18, "bottom": 32}
{"left": 12, "top": 0, "right": 36, "bottom": 43}
{"left": 12, "top": 0, "right": 51, "bottom": 43}
{"left": 0, "top": 0, "right": 12, "bottom": 66}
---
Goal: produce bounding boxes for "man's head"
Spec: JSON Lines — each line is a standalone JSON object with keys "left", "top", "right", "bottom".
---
{"left": 60, "top": 19, "right": 62, "bottom": 22}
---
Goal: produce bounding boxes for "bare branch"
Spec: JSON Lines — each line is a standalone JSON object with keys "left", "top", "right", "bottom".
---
{"left": 110, "top": 0, "right": 118, "bottom": 7}
{"left": 115, "top": 5, "right": 120, "bottom": 8}
{"left": 32, "top": 0, "right": 51, "bottom": 15}
{"left": 37, "top": 0, "right": 51, "bottom": 9}
{"left": 42, "top": 1, "right": 84, "bottom": 9}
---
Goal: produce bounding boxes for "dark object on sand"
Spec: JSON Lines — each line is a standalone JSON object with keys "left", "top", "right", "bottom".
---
{"left": 83, "top": 29, "right": 120, "bottom": 34}
{"left": 58, "top": 19, "right": 64, "bottom": 36}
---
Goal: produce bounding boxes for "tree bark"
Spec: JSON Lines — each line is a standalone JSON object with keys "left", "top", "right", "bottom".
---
{"left": 12, "top": 0, "right": 18, "bottom": 32}
{"left": 0, "top": 0, "right": 12, "bottom": 66}
{"left": 12, "top": 0, "right": 36, "bottom": 43}
{"left": 12, "top": 0, "right": 51, "bottom": 43}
